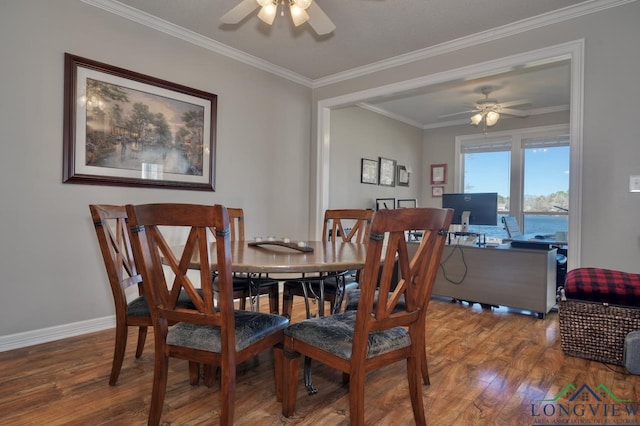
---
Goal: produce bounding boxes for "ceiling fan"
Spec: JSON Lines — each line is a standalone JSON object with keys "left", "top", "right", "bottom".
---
{"left": 440, "top": 86, "right": 530, "bottom": 128}
{"left": 221, "top": 0, "right": 336, "bottom": 35}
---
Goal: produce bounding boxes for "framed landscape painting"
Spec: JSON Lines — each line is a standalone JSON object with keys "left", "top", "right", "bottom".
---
{"left": 63, "top": 53, "right": 217, "bottom": 191}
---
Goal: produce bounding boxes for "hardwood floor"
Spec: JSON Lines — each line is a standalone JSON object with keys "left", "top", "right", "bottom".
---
{"left": 1, "top": 297, "right": 638, "bottom": 425}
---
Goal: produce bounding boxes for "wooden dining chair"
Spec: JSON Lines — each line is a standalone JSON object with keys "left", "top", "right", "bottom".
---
{"left": 213, "top": 207, "right": 280, "bottom": 314}
{"left": 89, "top": 204, "right": 148, "bottom": 386}
{"left": 89, "top": 204, "right": 204, "bottom": 386}
{"left": 277, "top": 207, "right": 453, "bottom": 425}
{"left": 125, "top": 203, "right": 289, "bottom": 425}
{"left": 281, "top": 208, "right": 373, "bottom": 319}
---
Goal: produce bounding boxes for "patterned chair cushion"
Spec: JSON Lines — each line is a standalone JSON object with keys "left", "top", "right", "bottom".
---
{"left": 564, "top": 268, "right": 640, "bottom": 307}
{"left": 167, "top": 310, "right": 288, "bottom": 352}
{"left": 212, "top": 275, "right": 279, "bottom": 292}
{"left": 284, "top": 310, "right": 410, "bottom": 360}
{"left": 126, "top": 289, "right": 203, "bottom": 317}
{"left": 344, "top": 289, "right": 406, "bottom": 312}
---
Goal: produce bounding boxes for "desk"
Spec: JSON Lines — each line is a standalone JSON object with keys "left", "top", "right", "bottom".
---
{"left": 410, "top": 243, "right": 557, "bottom": 318}
{"left": 509, "top": 233, "right": 567, "bottom": 250}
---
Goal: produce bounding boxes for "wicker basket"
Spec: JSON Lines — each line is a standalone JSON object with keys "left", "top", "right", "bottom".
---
{"left": 559, "top": 298, "right": 640, "bottom": 365}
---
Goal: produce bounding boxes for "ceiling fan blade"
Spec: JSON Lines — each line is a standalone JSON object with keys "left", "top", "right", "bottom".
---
{"left": 500, "top": 108, "right": 530, "bottom": 117}
{"left": 220, "top": 0, "right": 259, "bottom": 24}
{"left": 438, "top": 109, "right": 479, "bottom": 119}
{"left": 307, "top": 2, "right": 336, "bottom": 35}
{"left": 499, "top": 98, "right": 531, "bottom": 108}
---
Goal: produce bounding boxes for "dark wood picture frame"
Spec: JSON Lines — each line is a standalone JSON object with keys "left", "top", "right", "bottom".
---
{"left": 378, "top": 157, "right": 397, "bottom": 187}
{"left": 360, "top": 158, "right": 379, "bottom": 184}
{"left": 397, "top": 164, "right": 410, "bottom": 186}
{"left": 63, "top": 53, "right": 217, "bottom": 191}
{"left": 430, "top": 163, "right": 447, "bottom": 185}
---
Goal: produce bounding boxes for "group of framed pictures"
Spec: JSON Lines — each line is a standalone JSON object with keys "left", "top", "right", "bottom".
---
{"left": 362, "top": 159, "right": 447, "bottom": 197}
{"left": 361, "top": 157, "right": 410, "bottom": 187}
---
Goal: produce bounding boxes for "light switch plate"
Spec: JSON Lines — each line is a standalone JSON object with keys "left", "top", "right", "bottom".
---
{"left": 630, "top": 175, "right": 640, "bottom": 192}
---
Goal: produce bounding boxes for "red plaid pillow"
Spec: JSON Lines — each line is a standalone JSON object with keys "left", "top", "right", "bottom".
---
{"left": 564, "top": 268, "right": 640, "bottom": 307}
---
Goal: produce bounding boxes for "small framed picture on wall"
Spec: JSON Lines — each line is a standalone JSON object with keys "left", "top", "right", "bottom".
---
{"left": 360, "top": 158, "right": 379, "bottom": 184}
{"left": 430, "top": 164, "right": 447, "bottom": 185}
{"left": 431, "top": 186, "right": 444, "bottom": 197}
{"left": 378, "top": 157, "right": 397, "bottom": 187}
{"left": 397, "top": 165, "right": 410, "bottom": 187}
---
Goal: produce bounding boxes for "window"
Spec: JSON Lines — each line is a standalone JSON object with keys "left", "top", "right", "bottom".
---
{"left": 455, "top": 125, "right": 570, "bottom": 239}
{"left": 522, "top": 135, "right": 570, "bottom": 235}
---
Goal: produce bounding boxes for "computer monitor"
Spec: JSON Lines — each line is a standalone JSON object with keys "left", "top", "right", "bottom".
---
{"left": 441, "top": 192, "right": 498, "bottom": 231}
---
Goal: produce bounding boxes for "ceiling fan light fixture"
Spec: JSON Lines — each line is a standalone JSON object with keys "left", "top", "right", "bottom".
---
{"left": 470, "top": 113, "right": 483, "bottom": 126}
{"left": 257, "top": 3, "right": 277, "bottom": 24}
{"left": 257, "top": 0, "right": 273, "bottom": 6}
{"left": 294, "top": 0, "right": 313, "bottom": 9}
{"left": 486, "top": 111, "right": 500, "bottom": 126}
{"left": 290, "top": 4, "right": 309, "bottom": 26}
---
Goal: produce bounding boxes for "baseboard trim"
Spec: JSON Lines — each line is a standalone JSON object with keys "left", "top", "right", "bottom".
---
{"left": 0, "top": 316, "right": 116, "bottom": 352}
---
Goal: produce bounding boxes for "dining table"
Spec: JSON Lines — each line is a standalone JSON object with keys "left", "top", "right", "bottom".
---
{"left": 187, "top": 239, "right": 367, "bottom": 313}
{"left": 177, "top": 238, "right": 370, "bottom": 394}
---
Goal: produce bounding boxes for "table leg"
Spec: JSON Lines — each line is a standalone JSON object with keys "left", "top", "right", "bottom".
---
{"left": 248, "top": 276, "right": 260, "bottom": 312}
{"left": 303, "top": 356, "right": 318, "bottom": 394}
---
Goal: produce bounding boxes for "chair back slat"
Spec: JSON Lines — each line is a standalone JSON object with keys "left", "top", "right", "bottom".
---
{"left": 126, "top": 204, "right": 233, "bottom": 330}
{"left": 322, "top": 209, "right": 373, "bottom": 243}
{"left": 355, "top": 208, "right": 453, "bottom": 333}
{"left": 226, "top": 207, "right": 245, "bottom": 242}
{"left": 89, "top": 205, "right": 144, "bottom": 307}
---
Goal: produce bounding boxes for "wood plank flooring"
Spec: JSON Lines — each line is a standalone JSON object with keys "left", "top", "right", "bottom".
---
{"left": 1, "top": 296, "right": 638, "bottom": 425}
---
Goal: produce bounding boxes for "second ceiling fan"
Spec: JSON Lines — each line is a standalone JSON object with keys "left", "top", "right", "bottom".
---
{"left": 440, "top": 86, "right": 530, "bottom": 128}
{"left": 221, "top": 0, "right": 336, "bottom": 35}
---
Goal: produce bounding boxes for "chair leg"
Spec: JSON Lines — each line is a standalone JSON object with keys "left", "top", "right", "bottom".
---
{"left": 268, "top": 285, "right": 279, "bottom": 314}
{"left": 407, "top": 355, "right": 426, "bottom": 425}
{"left": 188, "top": 361, "right": 200, "bottom": 385}
{"left": 135, "top": 326, "right": 148, "bottom": 358}
{"left": 282, "top": 348, "right": 301, "bottom": 417}
{"left": 281, "top": 285, "right": 294, "bottom": 319}
{"left": 109, "top": 321, "right": 128, "bottom": 386}
{"left": 203, "top": 364, "right": 217, "bottom": 387}
{"left": 148, "top": 351, "right": 170, "bottom": 426}
{"left": 421, "top": 345, "right": 430, "bottom": 385}
{"left": 220, "top": 360, "right": 237, "bottom": 425}
{"left": 273, "top": 345, "right": 284, "bottom": 401}
{"left": 348, "top": 369, "right": 366, "bottom": 426}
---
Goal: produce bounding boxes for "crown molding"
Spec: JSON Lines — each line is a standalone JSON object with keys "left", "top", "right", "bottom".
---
{"left": 312, "top": 0, "right": 634, "bottom": 88}
{"left": 356, "top": 103, "right": 425, "bottom": 129}
{"left": 81, "top": 0, "right": 314, "bottom": 87}
{"left": 358, "top": 102, "right": 571, "bottom": 130}
{"left": 83, "top": 0, "right": 632, "bottom": 89}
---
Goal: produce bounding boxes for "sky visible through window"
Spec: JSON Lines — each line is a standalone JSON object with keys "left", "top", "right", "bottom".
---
{"left": 465, "top": 147, "right": 569, "bottom": 197}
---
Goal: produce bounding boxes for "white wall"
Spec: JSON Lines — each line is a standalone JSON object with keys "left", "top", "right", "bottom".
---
{"left": 329, "top": 106, "right": 422, "bottom": 209}
{"left": 314, "top": 2, "right": 640, "bottom": 272}
{"left": 0, "top": 1, "right": 311, "bottom": 338}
